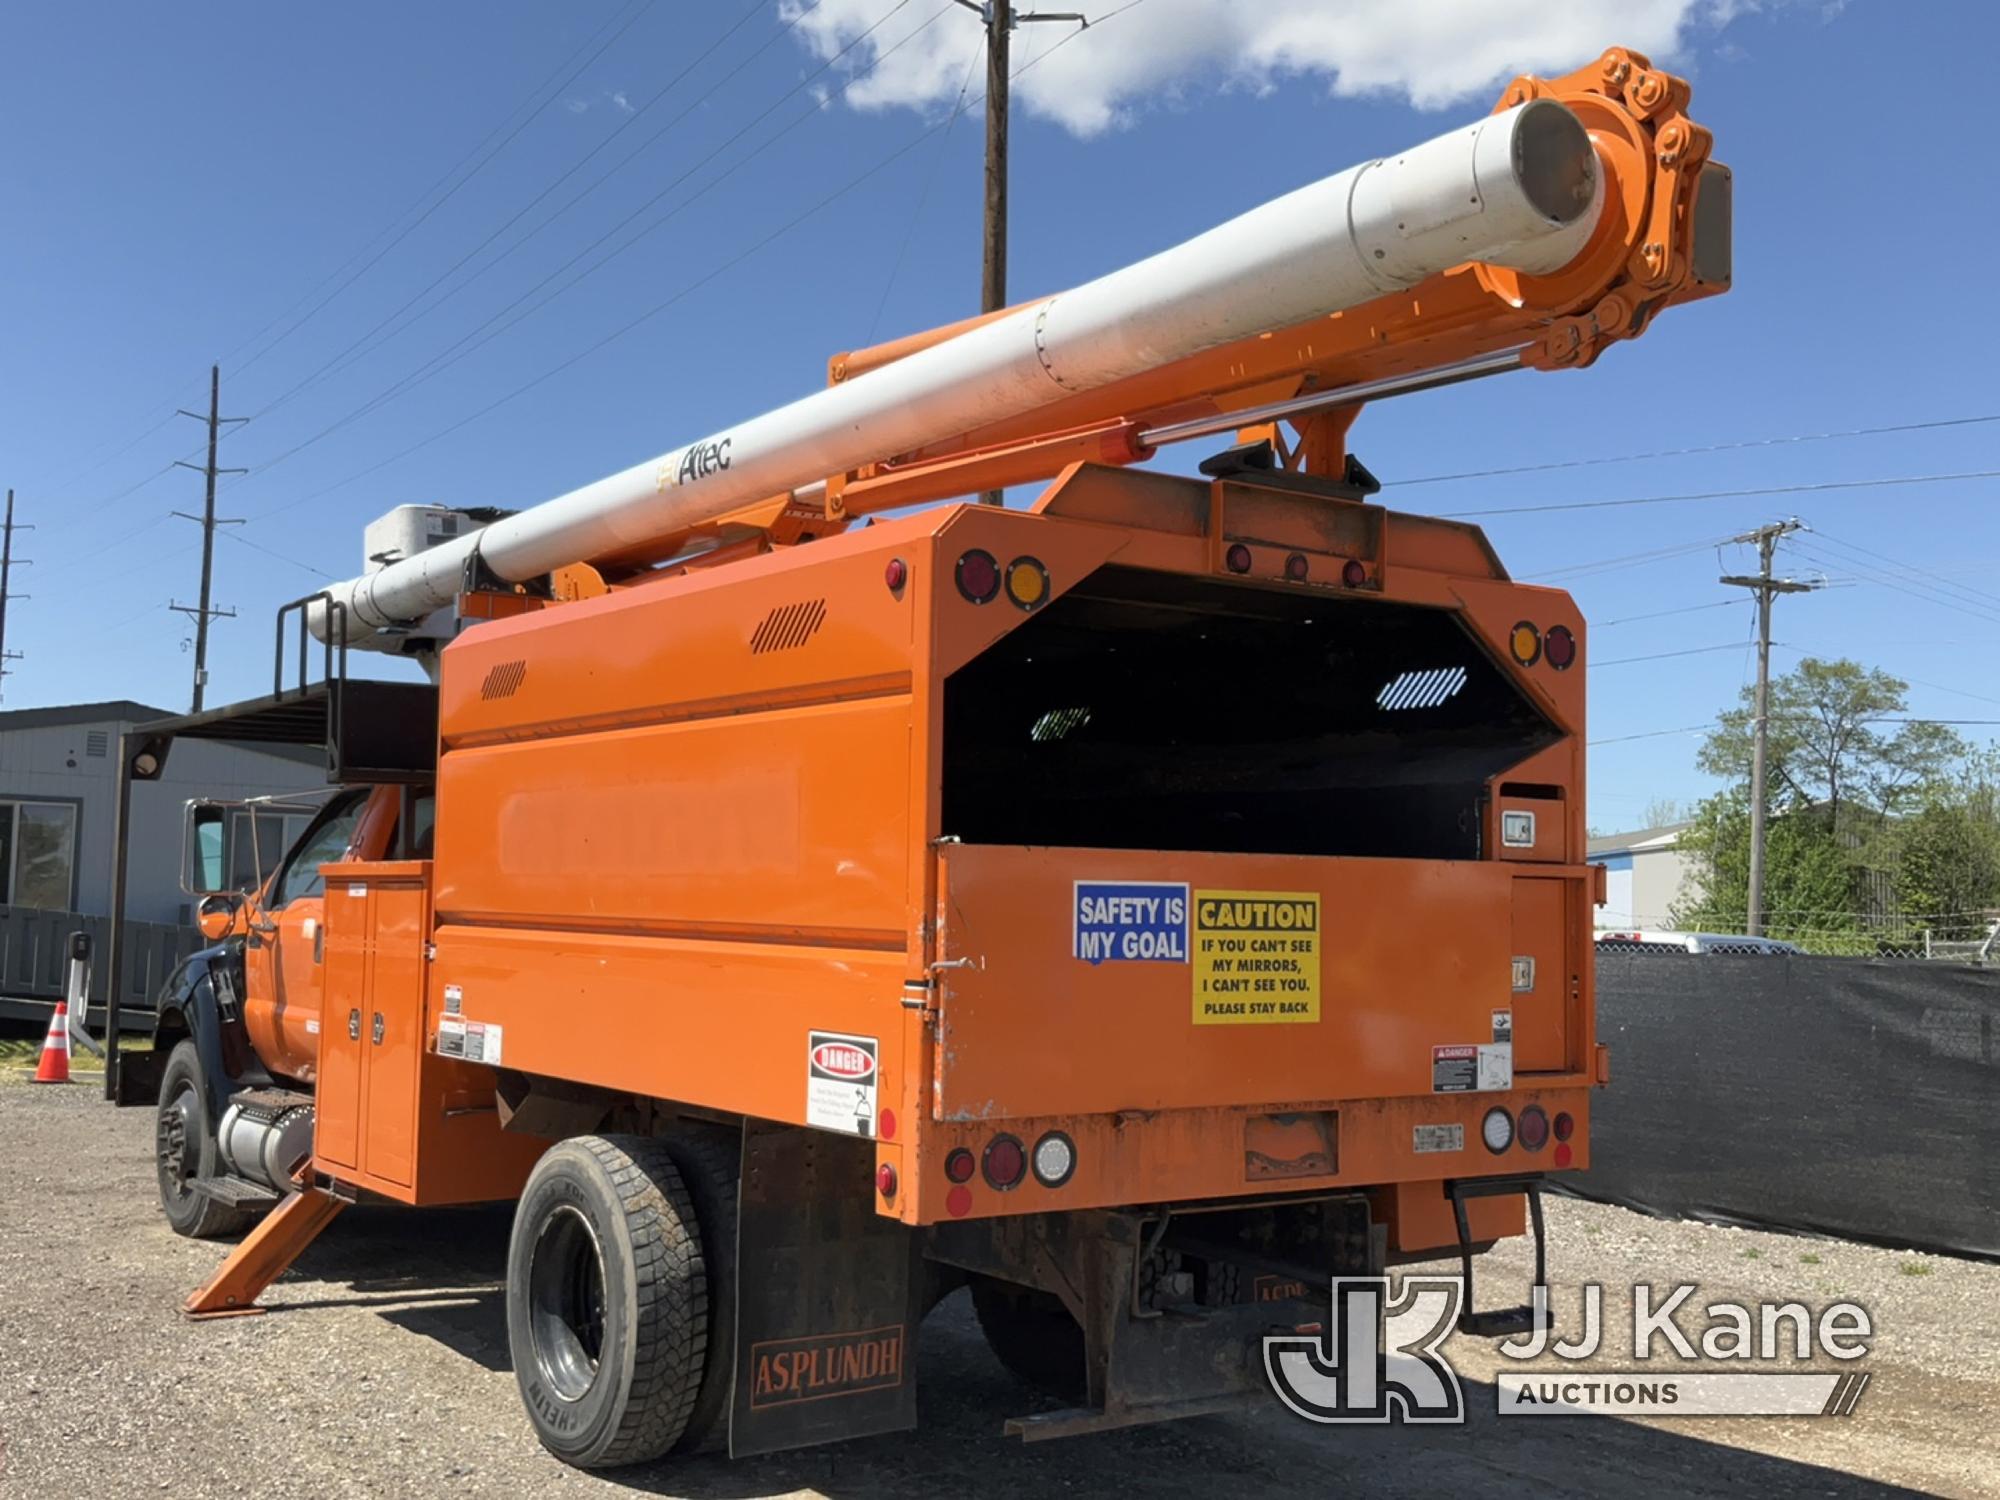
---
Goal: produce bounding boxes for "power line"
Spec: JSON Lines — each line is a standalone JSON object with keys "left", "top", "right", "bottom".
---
{"left": 1590, "top": 640, "right": 1771, "bottom": 669}
{"left": 865, "top": 27, "right": 985, "bottom": 343}
{"left": 1397, "top": 411, "right": 2000, "bottom": 487}
{"left": 240, "top": 0, "right": 776, "bottom": 426}
{"left": 1594, "top": 599, "right": 1744, "bottom": 629}
{"left": 1806, "top": 528, "right": 2000, "bottom": 613}
{"left": 229, "top": 0, "right": 941, "bottom": 499}
{"left": 1524, "top": 532, "right": 1735, "bottom": 582}
{"left": 25, "top": 3, "right": 655, "bottom": 504}
{"left": 1440, "top": 469, "right": 2000, "bottom": 520}
{"left": 238, "top": 1, "right": 1128, "bottom": 524}
{"left": 219, "top": 528, "right": 334, "bottom": 581}
{"left": 230, "top": 0, "right": 658, "bottom": 380}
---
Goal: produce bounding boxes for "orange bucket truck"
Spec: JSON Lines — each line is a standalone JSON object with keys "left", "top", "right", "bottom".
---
{"left": 104, "top": 48, "right": 1728, "bottom": 1467}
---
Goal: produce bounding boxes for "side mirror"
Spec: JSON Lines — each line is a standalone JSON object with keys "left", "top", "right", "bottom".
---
{"left": 183, "top": 802, "right": 230, "bottom": 896}
{"left": 195, "top": 892, "right": 244, "bottom": 942}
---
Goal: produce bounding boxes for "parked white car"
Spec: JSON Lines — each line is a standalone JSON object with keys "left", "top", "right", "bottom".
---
{"left": 1595, "top": 929, "right": 1804, "bottom": 956}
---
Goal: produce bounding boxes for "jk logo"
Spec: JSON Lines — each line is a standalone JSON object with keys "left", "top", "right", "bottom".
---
{"left": 1263, "top": 1276, "right": 1466, "bottom": 1424}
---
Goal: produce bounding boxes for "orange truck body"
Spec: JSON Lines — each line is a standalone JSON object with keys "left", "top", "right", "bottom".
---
{"left": 349, "top": 465, "right": 1592, "bottom": 1254}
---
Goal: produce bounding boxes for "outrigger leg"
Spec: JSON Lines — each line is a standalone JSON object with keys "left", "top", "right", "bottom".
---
{"left": 183, "top": 1176, "right": 347, "bottom": 1320}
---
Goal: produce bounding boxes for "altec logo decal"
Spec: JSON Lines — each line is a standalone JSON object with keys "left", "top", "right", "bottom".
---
{"left": 749, "top": 1326, "right": 905, "bottom": 1408}
{"left": 811, "top": 1041, "right": 874, "bottom": 1081}
{"left": 676, "top": 437, "right": 732, "bottom": 486}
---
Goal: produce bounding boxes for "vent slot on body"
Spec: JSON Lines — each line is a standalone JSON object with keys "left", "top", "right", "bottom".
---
{"left": 1377, "top": 666, "right": 1467, "bottom": 711}
{"left": 751, "top": 599, "right": 827, "bottom": 654}
{"left": 480, "top": 660, "right": 528, "bottom": 700}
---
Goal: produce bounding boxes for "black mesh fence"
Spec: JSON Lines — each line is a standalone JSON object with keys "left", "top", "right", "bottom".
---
{"left": 1581, "top": 950, "right": 2000, "bottom": 1260}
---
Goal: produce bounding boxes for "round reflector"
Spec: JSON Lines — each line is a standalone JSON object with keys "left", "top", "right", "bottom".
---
{"left": 1225, "top": 543, "right": 1252, "bottom": 574}
{"left": 1481, "top": 1107, "right": 1514, "bottom": 1154}
{"left": 1518, "top": 1106, "right": 1550, "bottom": 1152}
{"left": 1341, "top": 558, "right": 1367, "bottom": 588}
{"left": 1509, "top": 621, "right": 1542, "bottom": 666}
{"left": 956, "top": 549, "right": 1000, "bottom": 604}
{"left": 1031, "top": 1131, "right": 1076, "bottom": 1188}
{"left": 1544, "top": 623, "right": 1577, "bottom": 670}
{"left": 1284, "top": 552, "right": 1310, "bottom": 582}
{"left": 876, "top": 1163, "right": 898, "bottom": 1199}
{"left": 1553, "top": 1141, "right": 1574, "bottom": 1169}
{"left": 983, "top": 1134, "right": 1026, "bottom": 1190}
{"left": 884, "top": 557, "right": 908, "bottom": 591}
{"left": 1005, "top": 556, "right": 1049, "bottom": 611}
{"left": 944, "top": 1148, "right": 975, "bottom": 1184}
{"left": 878, "top": 1107, "right": 897, "bottom": 1140}
{"left": 1553, "top": 1111, "right": 1574, "bottom": 1142}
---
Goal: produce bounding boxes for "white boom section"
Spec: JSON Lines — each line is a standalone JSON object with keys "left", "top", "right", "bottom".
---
{"left": 321, "top": 99, "right": 1601, "bottom": 641}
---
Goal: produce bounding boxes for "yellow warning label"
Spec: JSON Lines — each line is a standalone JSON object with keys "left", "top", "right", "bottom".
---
{"left": 1191, "top": 889, "right": 1320, "bottom": 1025}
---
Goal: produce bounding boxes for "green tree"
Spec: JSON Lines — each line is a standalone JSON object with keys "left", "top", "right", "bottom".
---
{"left": 1892, "top": 748, "right": 2000, "bottom": 940}
{"left": 1675, "top": 658, "right": 1968, "bottom": 945}
{"left": 1695, "top": 657, "right": 1963, "bottom": 824}
{"left": 1671, "top": 789, "right": 1861, "bottom": 946}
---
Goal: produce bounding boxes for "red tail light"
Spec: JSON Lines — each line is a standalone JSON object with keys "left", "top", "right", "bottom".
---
{"left": 956, "top": 549, "right": 1000, "bottom": 603}
{"left": 1284, "top": 552, "right": 1310, "bottom": 582}
{"left": 1341, "top": 559, "right": 1367, "bottom": 587}
{"left": 1553, "top": 1111, "right": 1574, "bottom": 1142}
{"left": 1225, "top": 543, "right": 1252, "bottom": 574}
{"left": 1518, "top": 1106, "right": 1550, "bottom": 1152}
{"left": 944, "top": 1148, "right": 975, "bottom": 1183}
{"left": 1545, "top": 624, "right": 1577, "bottom": 670}
{"left": 983, "top": 1134, "right": 1026, "bottom": 1190}
{"left": 876, "top": 1163, "right": 898, "bottom": 1199}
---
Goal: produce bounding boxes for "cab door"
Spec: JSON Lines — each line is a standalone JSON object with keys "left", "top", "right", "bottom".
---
{"left": 242, "top": 789, "right": 398, "bottom": 1083}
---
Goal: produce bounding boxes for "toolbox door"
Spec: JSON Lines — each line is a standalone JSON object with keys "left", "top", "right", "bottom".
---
{"left": 933, "top": 842, "right": 1544, "bottom": 1122}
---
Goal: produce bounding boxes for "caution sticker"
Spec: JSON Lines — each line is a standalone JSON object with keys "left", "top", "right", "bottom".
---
{"left": 806, "top": 1030, "right": 878, "bottom": 1137}
{"left": 438, "top": 1016, "right": 503, "bottom": 1066}
{"left": 1191, "top": 889, "right": 1320, "bottom": 1025}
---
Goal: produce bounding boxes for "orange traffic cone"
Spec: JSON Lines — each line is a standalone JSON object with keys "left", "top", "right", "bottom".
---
{"left": 33, "top": 1001, "right": 71, "bottom": 1084}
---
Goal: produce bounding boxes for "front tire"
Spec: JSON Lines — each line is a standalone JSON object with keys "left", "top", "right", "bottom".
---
{"left": 154, "top": 1040, "right": 249, "bottom": 1240}
{"left": 507, "top": 1135, "right": 709, "bottom": 1469}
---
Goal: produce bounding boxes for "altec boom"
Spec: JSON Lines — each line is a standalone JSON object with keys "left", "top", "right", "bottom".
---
{"left": 111, "top": 49, "right": 1727, "bottom": 1470}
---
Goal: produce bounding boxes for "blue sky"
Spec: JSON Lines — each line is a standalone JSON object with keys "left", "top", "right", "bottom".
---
{"left": 1, "top": 1, "right": 1994, "bottom": 830}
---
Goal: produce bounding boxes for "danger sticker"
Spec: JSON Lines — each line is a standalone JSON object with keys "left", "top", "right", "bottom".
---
{"left": 1192, "top": 890, "right": 1320, "bottom": 1025}
{"left": 806, "top": 1030, "right": 878, "bottom": 1137}
{"left": 1413, "top": 1122, "right": 1465, "bottom": 1154}
{"left": 1432, "top": 1044, "right": 1478, "bottom": 1092}
{"left": 1073, "top": 881, "right": 1188, "bottom": 964}
{"left": 438, "top": 1016, "right": 503, "bottom": 1066}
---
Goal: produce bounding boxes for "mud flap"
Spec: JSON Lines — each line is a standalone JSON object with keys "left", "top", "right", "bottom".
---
{"left": 729, "top": 1120, "right": 919, "bottom": 1457}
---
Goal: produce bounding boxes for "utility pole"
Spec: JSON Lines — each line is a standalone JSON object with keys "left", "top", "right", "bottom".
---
{"left": 172, "top": 365, "right": 248, "bottom": 712}
{"left": 0, "top": 489, "right": 33, "bottom": 699}
{"left": 955, "top": 0, "right": 1086, "bottom": 504}
{"left": 1720, "top": 518, "right": 1819, "bottom": 937}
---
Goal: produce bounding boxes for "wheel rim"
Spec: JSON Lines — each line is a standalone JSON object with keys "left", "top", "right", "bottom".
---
{"left": 157, "top": 1085, "right": 199, "bottom": 1201}
{"left": 528, "top": 1204, "right": 607, "bottom": 1402}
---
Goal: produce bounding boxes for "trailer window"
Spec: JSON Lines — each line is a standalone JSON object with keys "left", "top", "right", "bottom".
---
{"left": 941, "top": 566, "right": 1560, "bottom": 860}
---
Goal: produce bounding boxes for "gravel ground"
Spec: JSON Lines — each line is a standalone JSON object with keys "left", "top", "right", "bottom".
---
{"left": 2, "top": 1074, "right": 1995, "bottom": 1499}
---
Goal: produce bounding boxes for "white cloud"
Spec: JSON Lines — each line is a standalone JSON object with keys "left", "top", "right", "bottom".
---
{"left": 610, "top": 89, "right": 634, "bottom": 114}
{"left": 564, "top": 97, "right": 590, "bottom": 114}
{"left": 783, "top": 0, "right": 1755, "bottom": 136}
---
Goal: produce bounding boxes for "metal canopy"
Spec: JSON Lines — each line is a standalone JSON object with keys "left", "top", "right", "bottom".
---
{"left": 137, "top": 679, "right": 438, "bottom": 784}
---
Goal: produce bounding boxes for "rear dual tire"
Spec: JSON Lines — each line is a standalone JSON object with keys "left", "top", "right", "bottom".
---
{"left": 507, "top": 1132, "right": 728, "bottom": 1469}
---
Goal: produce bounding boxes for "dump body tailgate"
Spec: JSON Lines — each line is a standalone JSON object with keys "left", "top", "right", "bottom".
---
{"left": 934, "top": 843, "right": 1578, "bottom": 1122}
